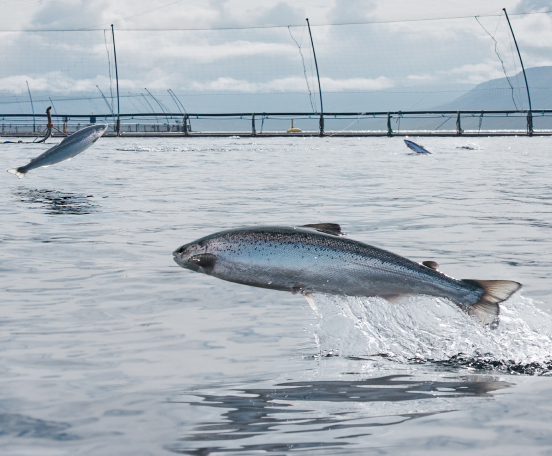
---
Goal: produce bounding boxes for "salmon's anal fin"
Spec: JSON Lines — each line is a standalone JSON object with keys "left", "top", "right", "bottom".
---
{"left": 7, "top": 168, "right": 26, "bottom": 179}
{"left": 461, "top": 279, "right": 522, "bottom": 329}
{"left": 302, "top": 223, "right": 343, "bottom": 236}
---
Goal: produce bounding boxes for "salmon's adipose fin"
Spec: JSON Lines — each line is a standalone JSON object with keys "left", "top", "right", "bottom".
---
{"left": 7, "top": 168, "right": 26, "bottom": 179}
{"left": 461, "top": 279, "right": 522, "bottom": 329}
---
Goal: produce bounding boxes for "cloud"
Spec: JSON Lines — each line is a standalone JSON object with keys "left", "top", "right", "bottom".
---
{"left": 29, "top": 0, "right": 109, "bottom": 30}
{"left": 441, "top": 61, "right": 506, "bottom": 84}
{"left": 320, "top": 76, "right": 394, "bottom": 91}
{"left": 0, "top": 73, "right": 113, "bottom": 93}
{"left": 123, "top": 40, "right": 298, "bottom": 64}
{"left": 189, "top": 75, "right": 393, "bottom": 92}
{"left": 513, "top": 0, "right": 551, "bottom": 13}
{"left": 407, "top": 74, "right": 438, "bottom": 83}
{"left": 326, "top": 0, "right": 377, "bottom": 24}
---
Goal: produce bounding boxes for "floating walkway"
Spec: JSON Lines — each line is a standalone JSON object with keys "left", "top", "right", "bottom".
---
{"left": 1, "top": 110, "right": 550, "bottom": 137}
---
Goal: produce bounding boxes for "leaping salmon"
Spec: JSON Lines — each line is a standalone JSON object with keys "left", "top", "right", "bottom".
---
{"left": 173, "top": 224, "right": 521, "bottom": 328}
{"left": 7, "top": 124, "right": 107, "bottom": 178}
{"left": 404, "top": 139, "right": 431, "bottom": 154}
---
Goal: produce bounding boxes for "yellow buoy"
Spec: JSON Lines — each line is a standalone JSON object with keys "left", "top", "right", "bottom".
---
{"left": 287, "top": 119, "right": 302, "bottom": 133}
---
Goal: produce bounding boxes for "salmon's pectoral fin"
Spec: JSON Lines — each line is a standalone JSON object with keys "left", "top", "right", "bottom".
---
{"left": 303, "top": 292, "right": 316, "bottom": 311}
{"left": 291, "top": 286, "right": 317, "bottom": 311}
{"left": 461, "top": 279, "right": 522, "bottom": 329}
{"left": 382, "top": 294, "right": 413, "bottom": 305}
{"left": 301, "top": 223, "right": 343, "bottom": 236}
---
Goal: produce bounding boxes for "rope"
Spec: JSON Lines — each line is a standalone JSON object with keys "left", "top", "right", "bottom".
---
{"left": 475, "top": 16, "right": 519, "bottom": 110}
{"left": 326, "top": 114, "right": 367, "bottom": 137}
{"left": 288, "top": 26, "right": 315, "bottom": 113}
{"left": 103, "top": 30, "right": 115, "bottom": 114}
{"left": 435, "top": 117, "right": 451, "bottom": 130}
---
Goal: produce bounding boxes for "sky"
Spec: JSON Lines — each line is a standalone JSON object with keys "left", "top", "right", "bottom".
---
{"left": 0, "top": 0, "right": 547, "bottom": 30}
{"left": 0, "top": 0, "right": 550, "bottom": 114}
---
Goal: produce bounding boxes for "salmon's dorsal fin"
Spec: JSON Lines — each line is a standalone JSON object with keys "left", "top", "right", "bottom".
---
{"left": 422, "top": 261, "right": 439, "bottom": 270}
{"left": 301, "top": 223, "right": 343, "bottom": 236}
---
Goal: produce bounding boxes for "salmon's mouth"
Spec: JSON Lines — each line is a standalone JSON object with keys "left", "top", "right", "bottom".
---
{"left": 172, "top": 249, "right": 185, "bottom": 264}
{"left": 172, "top": 245, "right": 193, "bottom": 267}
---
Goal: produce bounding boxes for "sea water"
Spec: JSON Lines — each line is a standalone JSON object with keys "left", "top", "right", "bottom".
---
{"left": 1, "top": 135, "right": 552, "bottom": 455}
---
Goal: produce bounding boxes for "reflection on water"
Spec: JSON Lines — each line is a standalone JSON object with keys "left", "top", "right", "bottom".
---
{"left": 166, "top": 374, "right": 510, "bottom": 455}
{"left": 0, "top": 413, "right": 79, "bottom": 441}
{"left": 13, "top": 188, "right": 97, "bottom": 215}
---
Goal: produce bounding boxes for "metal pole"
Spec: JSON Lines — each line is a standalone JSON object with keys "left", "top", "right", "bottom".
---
{"left": 168, "top": 89, "right": 190, "bottom": 134}
{"left": 252, "top": 113, "right": 256, "bottom": 135}
{"left": 145, "top": 88, "right": 170, "bottom": 127}
{"left": 26, "top": 81, "right": 35, "bottom": 133}
{"left": 141, "top": 93, "right": 158, "bottom": 122}
{"left": 456, "top": 111, "right": 463, "bottom": 135}
{"left": 111, "top": 25, "right": 121, "bottom": 136}
{"left": 387, "top": 112, "right": 392, "bottom": 136}
{"left": 503, "top": 8, "right": 532, "bottom": 135}
{"left": 306, "top": 18, "right": 324, "bottom": 136}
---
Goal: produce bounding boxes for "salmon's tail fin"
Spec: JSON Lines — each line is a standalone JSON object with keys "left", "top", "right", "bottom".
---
{"left": 461, "top": 280, "right": 522, "bottom": 329}
{"left": 7, "top": 168, "right": 26, "bottom": 178}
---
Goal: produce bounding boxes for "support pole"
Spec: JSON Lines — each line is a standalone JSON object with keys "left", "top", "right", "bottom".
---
{"left": 503, "top": 8, "right": 532, "bottom": 135}
{"left": 26, "top": 81, "right": 35, "bottom": 133}
{"left": 387, "top": 112, "right": 392, "bottom": 136}
{"left": 252, "top": 113, "right": 256, "bottom": 135}
{"left": 456, "top": 111, "right": 463, "bottom": 135}
{"left": 145, "top": 88, "right": 170, "bottom": 126}
{"left": 111, "top": 24, "right": 121, "bottom": 136}
{"left": 306, "top": 18, "right": 324, "bottom": 136}
{"left": 184, "top": 114, "right": 189, "bottom": 135}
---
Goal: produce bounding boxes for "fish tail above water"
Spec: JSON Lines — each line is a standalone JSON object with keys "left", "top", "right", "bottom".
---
{"left": 7, "top": 167, "right": 26, "bottom": 179}
{"left": 460, "top": 279, "right": 522, "bottom": 328}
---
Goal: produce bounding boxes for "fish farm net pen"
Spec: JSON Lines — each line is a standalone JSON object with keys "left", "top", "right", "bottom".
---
{"left": 0, "top": 111, "right": 551, "bottom": 137}
{"left": 0, "top": 11, "right": 551, "bottom": 136}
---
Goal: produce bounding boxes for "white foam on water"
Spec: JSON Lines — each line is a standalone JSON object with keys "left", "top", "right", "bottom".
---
{"left": 115, "top": 145, "right": 250, "bottom": 152}
{"left": 116, "top": 146, "right": 192, "bottom": 152}
{"left": 310, "top": 293, "right": 552, "bottom": 371}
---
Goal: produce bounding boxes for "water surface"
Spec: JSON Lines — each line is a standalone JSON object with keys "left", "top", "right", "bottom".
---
{"left": 1, "top": 135, "right": 552, "bottom": 455}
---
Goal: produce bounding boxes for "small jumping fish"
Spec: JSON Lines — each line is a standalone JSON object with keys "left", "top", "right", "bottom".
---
{"left": 7, "top": 124, "right": 107, "bottom": 178}
{"left": 404, "top": 139, "right": 431, "bottom": 154}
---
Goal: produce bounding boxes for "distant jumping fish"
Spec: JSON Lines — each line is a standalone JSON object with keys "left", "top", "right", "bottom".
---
{"left": 404, "top": 139, "right": 431, "bottom": 154}
{"left": 173, "top": 224, "right": 521, "bottom": 328}
{"left": 7, "top": 124, "right": 108, "bottom": 178}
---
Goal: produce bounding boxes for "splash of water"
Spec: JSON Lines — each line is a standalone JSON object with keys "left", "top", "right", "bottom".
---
{"left": 310, "top": 293, "right": 552, "bottom": 374}
{"left": 116, "top": 146, "right": 239, "bottom": 152}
